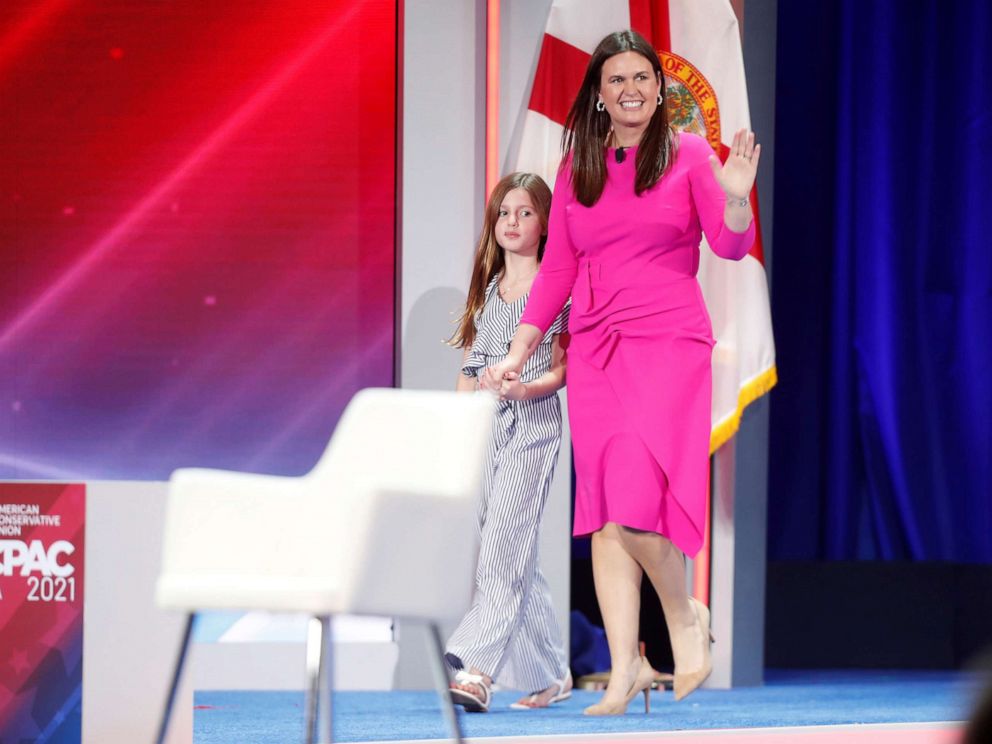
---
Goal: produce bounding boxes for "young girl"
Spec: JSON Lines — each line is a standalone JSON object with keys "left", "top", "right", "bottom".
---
{"left": 445, "top": 172, "right": 572, "bottom": 712}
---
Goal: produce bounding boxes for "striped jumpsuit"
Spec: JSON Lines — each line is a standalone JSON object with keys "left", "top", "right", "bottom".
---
{"left": 446, "top": 277, "right": 570, "bottom": 692}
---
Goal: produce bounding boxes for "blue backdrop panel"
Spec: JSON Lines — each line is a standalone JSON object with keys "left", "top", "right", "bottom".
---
{"left": 769, "top": 0, "right": 991, "bottom": 562}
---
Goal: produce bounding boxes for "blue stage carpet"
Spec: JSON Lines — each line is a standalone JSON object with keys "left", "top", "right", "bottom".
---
{"left": 193, "top": 670, "right": 979, "bottom": 743}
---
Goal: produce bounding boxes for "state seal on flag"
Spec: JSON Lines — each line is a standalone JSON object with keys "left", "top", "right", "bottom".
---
{"left": 660, "top": 51, "right": 722, "bottom": 154}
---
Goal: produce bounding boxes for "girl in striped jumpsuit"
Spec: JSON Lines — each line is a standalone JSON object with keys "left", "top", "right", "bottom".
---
{"left": 446, "top": 172, "right": 572, "bottom": 712}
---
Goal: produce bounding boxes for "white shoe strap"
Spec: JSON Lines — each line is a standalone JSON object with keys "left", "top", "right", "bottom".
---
{"left": 453, "top": 670, "right": 486, "bottom": 686}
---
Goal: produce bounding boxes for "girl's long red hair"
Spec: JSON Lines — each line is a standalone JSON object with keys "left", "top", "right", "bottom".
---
{"left": 450, "top": 172, "right": 552, "bottom": 349}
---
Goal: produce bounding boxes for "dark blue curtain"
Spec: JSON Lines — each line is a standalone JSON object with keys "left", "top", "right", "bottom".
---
{"left": 768, "top": 0, "right": 991, "bottom": 562}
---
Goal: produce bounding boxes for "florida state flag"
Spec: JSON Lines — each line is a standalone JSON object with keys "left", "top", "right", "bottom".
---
{"left": 512, "top": 0, "right": 776, "bottom": 451}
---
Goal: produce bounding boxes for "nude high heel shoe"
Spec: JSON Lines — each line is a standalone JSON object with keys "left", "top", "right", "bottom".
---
{"left": 673, "top": 596, "right": 715, "bottom": 702}
{"left": 583, "top": 656, "right": 655, "bottom": 716}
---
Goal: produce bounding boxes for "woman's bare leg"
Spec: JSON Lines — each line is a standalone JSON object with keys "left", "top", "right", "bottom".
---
{"left": 591, "top": 522, "right": 646, "bottom": 702}
{"left": 615, "top": 527, "right": 706, "bottom": 678}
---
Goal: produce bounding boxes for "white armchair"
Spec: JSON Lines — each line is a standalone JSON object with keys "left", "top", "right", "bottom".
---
{"left": 154, "top": 388, "right": 494, "bottom": 743}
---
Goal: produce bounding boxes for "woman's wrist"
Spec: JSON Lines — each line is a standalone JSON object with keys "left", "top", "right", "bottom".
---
{"left": 723, "top": 200, "right": 754, "bottom": 233}
{"left": 506, "top": 341, "right": 529, "bottom": 369}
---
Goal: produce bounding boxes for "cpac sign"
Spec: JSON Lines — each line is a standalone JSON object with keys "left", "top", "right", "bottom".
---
{"left": 0, "top": 539, "right": 76, "bottom": 577}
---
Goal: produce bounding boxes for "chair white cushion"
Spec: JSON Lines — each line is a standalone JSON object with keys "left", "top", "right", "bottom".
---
{"left": 156, "top": 389, "right": 494, "bottom": 622}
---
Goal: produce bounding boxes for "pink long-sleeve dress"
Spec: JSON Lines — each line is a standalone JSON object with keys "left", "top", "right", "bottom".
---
{"left": 519, "top": 131, "right": 754, "bottom": 557}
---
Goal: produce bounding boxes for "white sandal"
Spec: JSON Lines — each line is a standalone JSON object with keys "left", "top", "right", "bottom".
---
{"left": 509, "top": 670, "right": 573, "bottom": 710}
{"left": 449, "top": 669, "right": 492, "bottom": 713}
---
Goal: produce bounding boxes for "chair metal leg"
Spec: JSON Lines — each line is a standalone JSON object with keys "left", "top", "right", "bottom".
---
{"left": 319, "top": 616, "right": 333, "bottom": 744}
{"left": 156, "top": 613, "right": 195, "bottom": 744}
{"left": 304, "top": 615, "right": 333, "bottom": 743}
{"left": 427, "top": 622, "right": 464, "bottom": 744}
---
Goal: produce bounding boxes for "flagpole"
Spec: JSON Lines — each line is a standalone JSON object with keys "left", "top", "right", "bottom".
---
{"left": 485, "top": 0, "right": 500, "bottom": 199}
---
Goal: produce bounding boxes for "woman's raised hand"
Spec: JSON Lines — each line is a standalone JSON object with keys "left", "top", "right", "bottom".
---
{"left": 708, "top": 128, "right": 761, "bottom": 201}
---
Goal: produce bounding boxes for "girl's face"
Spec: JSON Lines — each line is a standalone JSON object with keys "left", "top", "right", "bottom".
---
{"left": 598, "top": 51, "right": 661, "bottom": 134}
{"left": 496, "top": 188, "right": 544, "bottom": 256}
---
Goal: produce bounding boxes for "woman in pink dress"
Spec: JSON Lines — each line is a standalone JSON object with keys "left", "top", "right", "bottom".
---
{"left": 484, "top": 30, "right": 760, "bottom": 715}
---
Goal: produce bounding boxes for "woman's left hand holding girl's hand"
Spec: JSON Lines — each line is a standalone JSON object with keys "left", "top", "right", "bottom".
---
{"left": 478, "top": 373, "right": 497, "bottom": 394}
{"left": 497, "top": 372, "right": 527, "bottom": 402}
{"left": 708, "top": 128, "right": 761, "bottom": 201}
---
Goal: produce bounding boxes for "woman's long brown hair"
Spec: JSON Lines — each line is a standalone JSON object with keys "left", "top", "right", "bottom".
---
{"left": 449, "top": 172, "right": 552, "bottom": 349}
{"left": 562, "top": 29, "right": 675, "bottom": 206}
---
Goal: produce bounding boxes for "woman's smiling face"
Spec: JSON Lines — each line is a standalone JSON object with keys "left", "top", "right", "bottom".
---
{"left": 598, "top": 51, "right": 662, "bottom": 135}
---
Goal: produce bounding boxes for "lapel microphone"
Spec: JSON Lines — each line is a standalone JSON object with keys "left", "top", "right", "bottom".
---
{"left": 615, "top": 146, "right": 627, "bottom": 164}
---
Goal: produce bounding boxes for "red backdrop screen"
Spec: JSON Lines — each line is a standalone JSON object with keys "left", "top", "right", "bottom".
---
{"left": 0, "top": 1, "right": 397, "bottom": 479}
